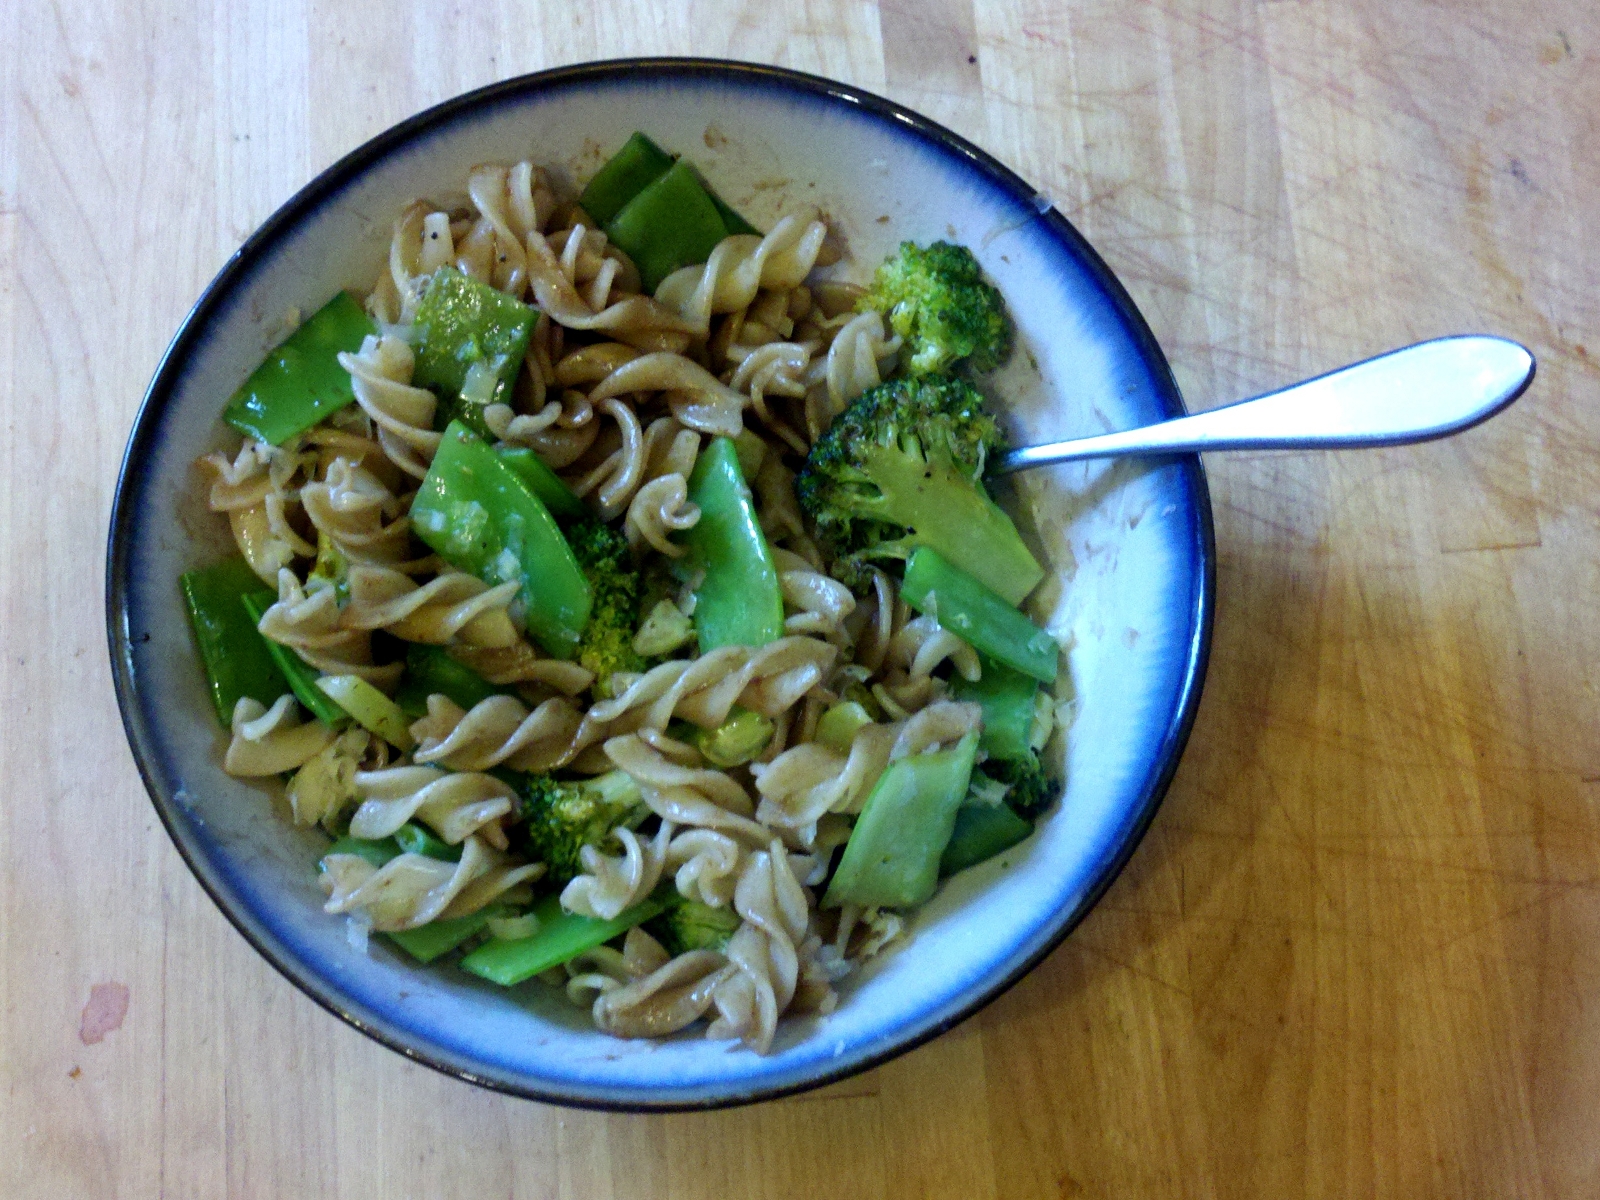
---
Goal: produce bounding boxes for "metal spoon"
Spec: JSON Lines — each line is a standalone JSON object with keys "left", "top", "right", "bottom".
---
{"left": 992, "top": 336, "right": 1535, "bottom": 475}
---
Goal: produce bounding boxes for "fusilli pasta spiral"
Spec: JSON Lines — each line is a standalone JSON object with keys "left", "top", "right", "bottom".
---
{"left": 321, "top": 834, "right": 543, "bottom": 932}
{"left": 224, "top": 695, "right": 337, "bottom": 777}
{"left": 338, "top": 335, "right": 440, "bottom": 480}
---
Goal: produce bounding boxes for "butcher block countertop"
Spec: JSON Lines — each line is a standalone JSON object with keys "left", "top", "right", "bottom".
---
{"left": 4, "top": 0, "right": 1598, "bottom": 1196}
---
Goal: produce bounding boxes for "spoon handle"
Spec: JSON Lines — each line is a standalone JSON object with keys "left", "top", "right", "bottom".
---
{"left": 992, "top": 335, "right": 1535, "bottom": 476}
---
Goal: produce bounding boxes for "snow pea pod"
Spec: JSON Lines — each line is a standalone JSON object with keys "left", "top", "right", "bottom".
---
{"left": 410, "top": 421, "right": 592, "bottom": 659}
{"left": 824, "top": 729, "right": 980, "bottom": 909}
{"left": 459, "top": 891, "right": 673, "bottom": 986}
{"left": 240, "top": 591, "right": 350, "bottom": 726}
{"left": 901, "top": 547, "right": 1059, "bottom": 684}
{"left": 393, "top": 643, "right": 515, "bottom": 718}
{"left": 180, "top": 556, "right": 292, "bottom": 726}
{"left": 495, "top": 445, "right": 587, "bottom": 521}
{"left": 939, "top": 800, "right": 1034, "bottom": 878}
{"left": 950, "top": 653, "right": 1041, "bottom": 763}
{"left": 677, "top": 436, "right": 784, "bottom": 651}
{"left": 578, "top": 131, "right": 676, "bottom": 226}
{"left": 412, "top": 268, "right": 537, "bottom": 439}
{"left": 606, "top": 160, "right": 734, "bottom": 291}
{"left": 222, "top": 291, "right": 376, "bottom": 445}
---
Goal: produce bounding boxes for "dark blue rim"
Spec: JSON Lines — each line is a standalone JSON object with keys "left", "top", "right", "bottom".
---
{"left": 105, "top": 56, "right": 1216, "bottom": 1112}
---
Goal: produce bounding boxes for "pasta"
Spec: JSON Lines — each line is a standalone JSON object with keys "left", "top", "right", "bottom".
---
{"left": 192, "top": 136, "right": 1063, "bottom": 1056}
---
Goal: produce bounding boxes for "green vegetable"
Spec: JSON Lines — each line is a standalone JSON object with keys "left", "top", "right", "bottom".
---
{"left": 459, "top": 890, "right": 672, "bottom": 986}
{"left": 387, "top": 907, "right": 504, "bottom": 963}
{"left": 180, "top": 557, "right": 291, "bottom": 725}
{"left": 815, "top": 701, "right": 874, "bottom": 753}
{"left": 901, "top": 547, "right": 1057, "bottom": 683}
{"left": 323, "top": 835, "right": 401, "bottom": 868}
{"left": 411, "top": 268, "right": 537, "bottom": 438}
{"left": 566, "top": 518, "right": 645, "bottom": 695}
{"left": 606, "top": 160, "right": 733, "bottom": 291}
{"left": 861, "top": 241, "right": 1012, "bottom": 375}
{"left": 308, "top": 529, "right": 351, "bottom": 606}
{"left": 410, "top": 421, "right": 592, "bottom": 659}
{"left": 583, "top": 132, "right": 760, "bottom": 249}
{"left": 316, "top": 674, "right": 415, "bottom": 751}
{"left": 823, "top": 729, "right": 980, "bottom": 909}
{"left": 578, "top": 131, "right": 677, "bottom": 226}
{"left": 392, "top": 822, "right": 460, "bottom": 862}
{"left": 677, "top": 437, "right": 784, "bottom": 650}
{"left": 240, "top": 591, "right": 350, "bottom": 726}
{"left": 393, "top": 643, "right": 514, "bottom": 718}
{"left": 222, "top": 291, "right": 377, "bottom": 445}
{"left": 647, "top": 898, "right": 741, "bottom": 955}
{"left": 694, "top": 708, "right": 775, "bottom": 768}
{"left": 984, "top": 756, "right": 1057, "bottom": 820}
{"left": 795, "top": 374, "right": 1044, "bottom": 604}
{"left": 951, "top": 654, "right": 1042, "bottom": 762}
{"left": 939, "top": 800, "right": 1034, "bottom": 877}
{"left": 496, "top": 445, "right": 587, "bottom": 522}
{"left": 706, "top": 186, "right": 760, "bottom": 237}
{"left": 514, "top": 770, "right": 651, "bottom": 883}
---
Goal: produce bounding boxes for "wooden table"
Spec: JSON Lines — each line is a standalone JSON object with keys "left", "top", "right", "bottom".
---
{"left": 5, "top": 1, "right": 1597, "bottom": 1195}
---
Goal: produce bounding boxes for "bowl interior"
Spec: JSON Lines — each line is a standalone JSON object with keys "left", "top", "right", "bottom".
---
{"left": 109, "top": 62, "right": 1211, "bottom": 1109}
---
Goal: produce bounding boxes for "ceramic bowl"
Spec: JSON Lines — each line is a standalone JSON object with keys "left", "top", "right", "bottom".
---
{"left": 107, "top": 59, "right": 1213, "bottom": 1109}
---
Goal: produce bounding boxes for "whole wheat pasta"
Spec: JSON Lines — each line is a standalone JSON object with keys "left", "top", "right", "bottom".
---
{"left": 655, "top": 215, "right": 829, "bottom": 334}
{"left": 224, "top": 695, "right": 338, "bottom": 777}
{"left": 338, "top": 334, "right": 441, "bottom": 480}
{"left": 346, "top": 765, "right": 518, "bottom": 848}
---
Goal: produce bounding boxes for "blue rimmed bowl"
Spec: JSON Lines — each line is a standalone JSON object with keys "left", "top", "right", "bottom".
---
{"left": 107, "top": 58, "right": 1213, "bottom": 1110}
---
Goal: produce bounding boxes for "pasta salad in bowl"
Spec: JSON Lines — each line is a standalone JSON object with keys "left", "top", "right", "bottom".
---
{"left": 108, "top": 60, "right": 1212, "bottom": 1109}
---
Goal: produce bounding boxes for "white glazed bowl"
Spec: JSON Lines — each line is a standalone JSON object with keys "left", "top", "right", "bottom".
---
{"left": 107, "top": 59, "right": 1213, "bottom": 1109}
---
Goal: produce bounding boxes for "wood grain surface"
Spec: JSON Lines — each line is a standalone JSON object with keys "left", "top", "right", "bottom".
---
{"left": 4, "top": 1, "right": 1598, "bottom": 1196}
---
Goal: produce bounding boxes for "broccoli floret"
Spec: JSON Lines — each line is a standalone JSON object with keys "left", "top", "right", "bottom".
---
{"left": 795, "top": 375, "right": 1043, "bottom": 601}
{"left": 567, "top": 518, "right": 645, "bottom": 693}
{"left": 647, "top": 899, "right": 742, "bottom": 955}
{"left": 985, "top": 757, "right": 1057, "bottom": 821}
{"left": 515, "top": 770, "right": 650, "bottom": 882}
{"left": 861, "top": 241, "right": 1012, "bottom": 375}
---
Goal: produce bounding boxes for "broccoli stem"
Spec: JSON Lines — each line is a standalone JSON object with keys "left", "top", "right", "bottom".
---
{"left": 823, "top": 729, "right": 979, "bottom": 909}
{"left": 458, "top": 891, "right": 674, "bottom": 986}
{"left": 855, "top": 439, "right": 1043, "bottom": 605}
{"left": 316, "top": 674, "right": 415, "bottom": 752}
{"left": 221, "top": 291, "right": 377, "bottom": 445}
{"left": 900, "top": 548, "right": 1058, "bottom": 684}
{"left": 180, "top": 557, "right": 292, "bottom": 726}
